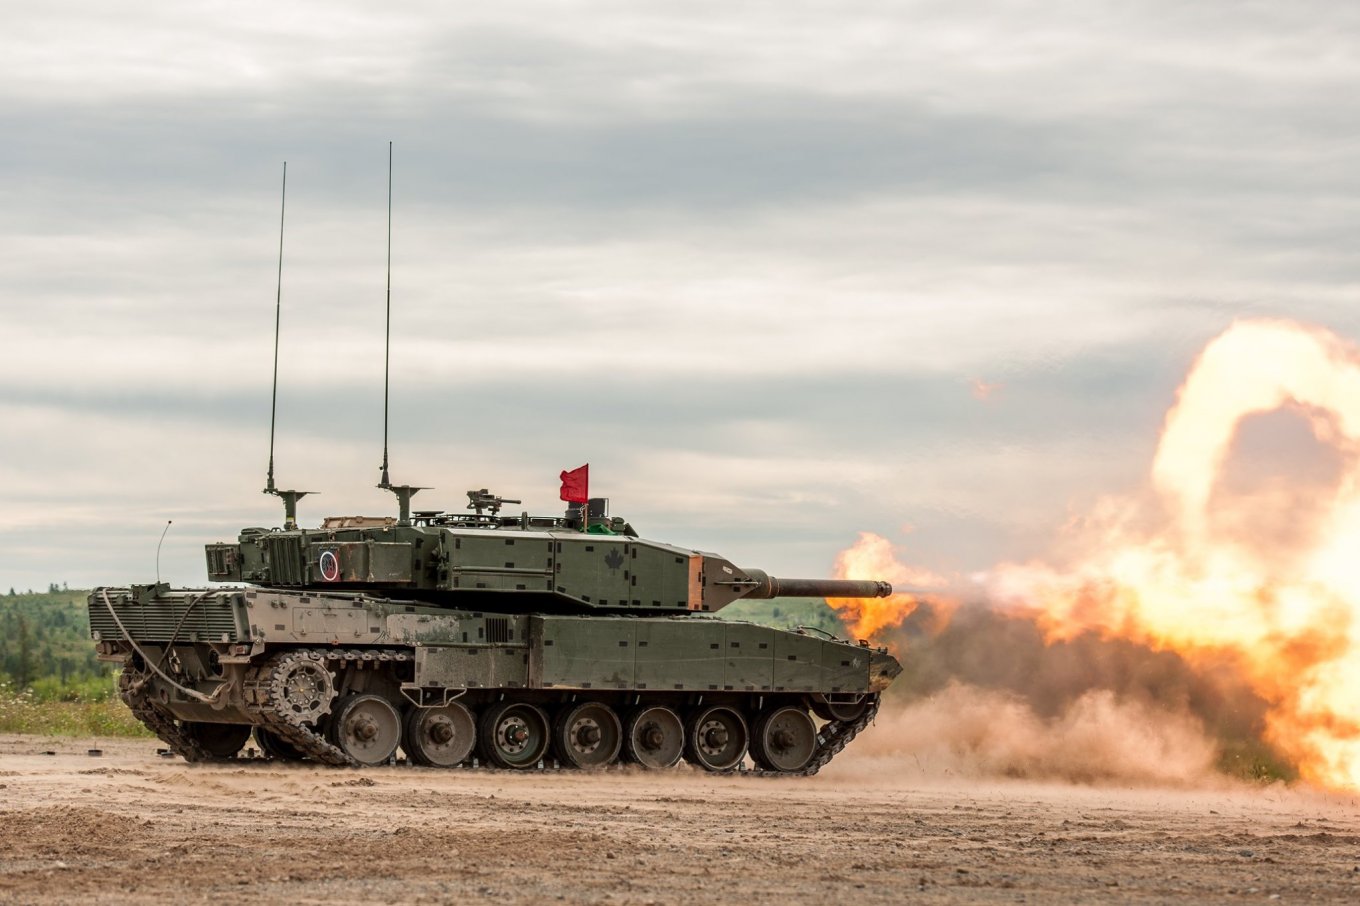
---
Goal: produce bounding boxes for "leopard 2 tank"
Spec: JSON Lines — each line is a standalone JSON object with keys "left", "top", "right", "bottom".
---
{"left": 87, "top": 155, "right": 902, "bottom": 774}
{"left": 90, "top": 487, "right": 901, "bottom": 774}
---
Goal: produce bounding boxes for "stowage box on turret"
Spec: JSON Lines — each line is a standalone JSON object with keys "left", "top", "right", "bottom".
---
{"left": 90, "top": 490, "right": 901, "bottom": 773}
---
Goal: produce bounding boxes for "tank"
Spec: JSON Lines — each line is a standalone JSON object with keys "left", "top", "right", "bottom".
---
{"left": 89, "top": 488, "right": 902, "bottom": 774}
{"left": 87, "top": 158, "right": 902, "bottom": 774}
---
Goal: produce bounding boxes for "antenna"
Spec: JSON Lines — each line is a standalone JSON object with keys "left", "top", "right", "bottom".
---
{"left": 380, "top": 141, "right": 393, "bottom": 489}
{"left": 266, "top": 161, "right": 285, "bottom": 494}
{"left": 374, "top": 141, "right": 427, "bottom": 524}
{"left": 261, "top": 161, "right": 313, "bottom": 529}
{"left": 155, "top": 520, "right": 172, "bottom": 585}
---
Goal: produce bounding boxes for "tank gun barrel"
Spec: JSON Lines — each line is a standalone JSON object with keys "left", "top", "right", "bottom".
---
{"left": 738, "top": 570, "right": 892, "bottom": 600}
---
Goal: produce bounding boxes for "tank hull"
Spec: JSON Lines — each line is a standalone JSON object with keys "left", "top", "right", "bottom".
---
{"left": 91, "top": 585, "right": 900, "bottom": 773}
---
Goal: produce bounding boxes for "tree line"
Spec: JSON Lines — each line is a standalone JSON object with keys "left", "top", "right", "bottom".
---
{"left": 1, "top": 587, "right": 116, "bottom": 700}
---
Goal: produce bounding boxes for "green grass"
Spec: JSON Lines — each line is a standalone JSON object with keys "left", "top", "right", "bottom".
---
{"left": 0, "top": 681, "right": 150, "bottom": 737}
{"left": 0, "top": 587, "right": 150, "bottom": 737}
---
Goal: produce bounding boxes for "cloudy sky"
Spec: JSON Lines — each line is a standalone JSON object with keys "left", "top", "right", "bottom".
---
{"left": 3, "top": 2, "right": 1360, "bottom": 591}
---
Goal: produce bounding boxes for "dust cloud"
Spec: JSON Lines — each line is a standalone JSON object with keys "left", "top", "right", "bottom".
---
{"left": 848, "top": 602, "right": 1288, "bottom": 787}
{"left": 853, "top": 683, "right": 1220, "bottom": 785}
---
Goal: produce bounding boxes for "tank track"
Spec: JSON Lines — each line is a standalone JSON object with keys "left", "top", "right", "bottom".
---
{"left": 117, "top": 665, "right": 218, "bottom": 763}
{"left": 123, "top": 647, "right": 876, "bottom": 776}
{"left": 745, "top": 693, "right": 881, "bottom": 778}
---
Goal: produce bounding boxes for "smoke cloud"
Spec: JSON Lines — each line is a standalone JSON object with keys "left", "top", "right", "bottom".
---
{"left": 854, "top": 683, "right": 1219, "bottom": 785}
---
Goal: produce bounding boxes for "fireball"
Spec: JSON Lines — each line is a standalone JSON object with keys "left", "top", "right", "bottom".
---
{"left": 827, "top": 532, "right": 950, "bottom": 639}
{"left": 838, "top": 319, "right": 1360, "bottom": 791}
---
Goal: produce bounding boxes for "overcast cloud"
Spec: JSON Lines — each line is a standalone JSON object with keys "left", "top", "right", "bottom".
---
{"left": 3, "top": 2, "right": 1359, "bottom": 590}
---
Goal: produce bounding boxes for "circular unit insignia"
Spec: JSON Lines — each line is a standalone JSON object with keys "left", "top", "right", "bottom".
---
{"left": 318, "top": 549, "right": 340, "bottom": 582}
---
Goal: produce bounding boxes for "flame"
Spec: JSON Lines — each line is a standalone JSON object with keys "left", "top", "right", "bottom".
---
{"left": 829, "top": 532, "right": 952, "bottom": 639}
{"left": 989, "top": 319, "right": 1360, "bottom": 791}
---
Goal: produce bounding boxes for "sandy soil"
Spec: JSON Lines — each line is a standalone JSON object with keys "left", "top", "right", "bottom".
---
{"left": 1, "top": 734, "right": 1358, "bottom": 904}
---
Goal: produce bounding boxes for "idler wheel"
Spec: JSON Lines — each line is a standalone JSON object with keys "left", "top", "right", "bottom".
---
{"left": 623, "top": 706, "right": 684, "bottom": 769}
{"left": 325, "top": 694, "right": 402, "bottom": 766}
{"left": 477, "top": 701, "right": 550, "bottom": 770}
{"left": 553, "top": 702, "right": 622, "bottom": 769}
{"left": 683, "top": 705, "right": 748, "bottom": 772}
{"left": 183, "top": 722, "right": 252, "bottom": 759}
{"left": 750, "top": 705, "right": 818, "bottom": 773}
{"left": 404, "top": 702, "right": 477, "bottom": 768}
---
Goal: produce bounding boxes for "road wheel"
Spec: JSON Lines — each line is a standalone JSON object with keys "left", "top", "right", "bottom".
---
{"left": 405, "top": 702, "right": 477, "bottom": 767}
{"left": 326, "top": 694, "right": 402, "bottom": 766}
{"left": 478, "top": 701, "right": 550, "bottom": 769}
{"left": 553, "top": 702, "right": 622, "bottom": 769}
{"left": 683, "top": 705, "right": 748, "bottom": 772}
{"left": 623, "top": 706, "right": 684, "bottom": 769}
{"left": 750, "top": 705, "right": 818, "bottom": 773}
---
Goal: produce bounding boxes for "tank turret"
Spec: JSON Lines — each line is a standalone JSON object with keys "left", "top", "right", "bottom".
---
{"left": 203, "top": 492, "right": 894, "bottom": 617}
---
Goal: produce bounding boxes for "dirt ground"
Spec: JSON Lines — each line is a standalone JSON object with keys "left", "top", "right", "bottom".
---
{"left": 1, "top": 734, "right": 1358, "bottom": 904}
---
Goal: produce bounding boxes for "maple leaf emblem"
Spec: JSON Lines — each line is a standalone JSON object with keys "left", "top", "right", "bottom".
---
{"left": 604, "top": 548, "right": 625, "bottom": 571}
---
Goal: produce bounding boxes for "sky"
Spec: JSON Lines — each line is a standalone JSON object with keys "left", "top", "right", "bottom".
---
{"left": 3, "top": 1, "right": 1360, "bottom": 591}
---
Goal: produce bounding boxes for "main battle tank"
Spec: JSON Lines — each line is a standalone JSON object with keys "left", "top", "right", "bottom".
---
{"left": 90, "top": 487, "right": 901, "bottom": 774}
{"left": 88, "top": 157, "right": 902, "bottom": 774}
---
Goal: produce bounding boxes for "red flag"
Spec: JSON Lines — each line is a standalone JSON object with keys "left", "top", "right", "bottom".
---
{"left": 559, "top": 464, "right": 589, "bottom": 503}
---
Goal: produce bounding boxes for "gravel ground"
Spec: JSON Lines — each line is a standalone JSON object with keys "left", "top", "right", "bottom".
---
{"left": 1, "top": 734, "right": 1358, "bottom": 904}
